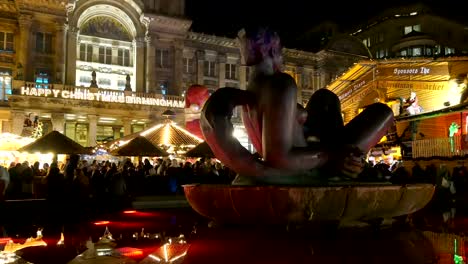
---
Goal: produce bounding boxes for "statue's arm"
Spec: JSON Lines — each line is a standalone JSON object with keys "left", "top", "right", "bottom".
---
{"left": 201, "top": 88, "right": 276, "bottom": 177}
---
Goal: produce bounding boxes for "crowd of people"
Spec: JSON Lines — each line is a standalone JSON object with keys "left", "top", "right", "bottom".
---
{"left": 0, "top": 155, "right": 236, "bottom": 203}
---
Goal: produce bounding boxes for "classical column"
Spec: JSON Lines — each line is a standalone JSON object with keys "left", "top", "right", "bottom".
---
{"left": 296, "top": 67, "right": 303, "bottom": 104}
{"left": 18, "top": 14, "right": 32, "bottom": 82}
{"left": 10, "top": 111, "right": 25, "bottom": 135}
{"left": 196, "top": 50, "right": 204, "bottom": 85}
{"left": 122, "top": 117, "right": 132, "bottom": 136}
{"left": 55, "top": 23, "right": 67, "bottom": 84}
{"left": 239, "top": 65, "right": 247, "bottom": 90}
{"left": 112, "top": 126, "right": 121, "bottom": 139}
{"left": 134, "top": 37, "right": 145, "bottom": 93}
{"left": 218, "top": 54, "right": 226, "bottom": 88}
{"left": 145, "top": 35, "right": 156, "bottom": 93}
{"left": 87, "top": 114, "right": 97, "bottom": 147}
{"left": 51, "top": 113, "right": 65, "bottom": 133}
{"left": 65, "top": 26, "right": 78, "bottom": 86}
{"left": 172, "top": 40, "right": 184, "bottom": 95}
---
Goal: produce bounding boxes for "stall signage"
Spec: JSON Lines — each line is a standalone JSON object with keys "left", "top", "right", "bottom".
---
{"left": 338, "top": 71, "right": 374, "bottom": 101}
{"left": 376, "top": 65, "right": 449, "bottom": 77}
{"left": 19, "top": 87, "right": 185, "bottom": 108}
{"left": 384, "top": 81, "right": 447, "bottom": 91}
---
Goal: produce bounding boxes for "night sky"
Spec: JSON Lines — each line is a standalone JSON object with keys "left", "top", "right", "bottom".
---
{"left": 185, "top": 0, "right": 468, "bottom": 51}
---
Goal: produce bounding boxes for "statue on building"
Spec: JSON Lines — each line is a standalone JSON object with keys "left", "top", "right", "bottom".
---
{"left": 89, "top": 70, "right": 98, "bottom": 90}
{"left": 403, "top": 91, "right": 422, "bottom": 115}
{"left": 199, "top": 27, "right": 394, "bottom": 184}
{"left": 124, "top": 74, "right": 132, "bottom": 92}
{"left": 184, "top": 84, "right": 210, "bottom": 139}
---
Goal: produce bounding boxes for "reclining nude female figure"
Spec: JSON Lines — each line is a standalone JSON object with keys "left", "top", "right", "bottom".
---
{"left": 200, "top": 28, "right": 394, "bottom": 184}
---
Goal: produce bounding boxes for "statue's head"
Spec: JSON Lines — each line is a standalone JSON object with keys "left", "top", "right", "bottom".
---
{"left": 237, "top": 27, "right": 282, "bottom": 69}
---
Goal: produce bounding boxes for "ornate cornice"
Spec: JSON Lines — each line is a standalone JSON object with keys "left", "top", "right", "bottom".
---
{"left": 187, "top": 32, "right": 238, "bottom": 48}
{"left": 283, "top": 48, "right": 317, "bottom": 62}
{"left": 16, "top": 0, "right": 67, "bottom": 16}
{"left": 0, "top": 0, "right": 17, "bottom": 14}
{"left": 146, "top": 13, "right": 191, "bottom": 34}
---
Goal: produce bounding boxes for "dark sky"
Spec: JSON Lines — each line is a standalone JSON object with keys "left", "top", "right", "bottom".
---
{"left": 185, "top": 0, "right": 468, "bottom": 50}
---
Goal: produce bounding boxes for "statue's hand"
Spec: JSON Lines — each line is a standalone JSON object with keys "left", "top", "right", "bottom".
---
{"left": 339, "top": 145, "right": 365, "bottom": 179}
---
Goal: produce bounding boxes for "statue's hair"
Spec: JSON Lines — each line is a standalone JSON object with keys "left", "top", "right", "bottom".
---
{"left": 239, "top": 27, "right": 282, "bottom": 60}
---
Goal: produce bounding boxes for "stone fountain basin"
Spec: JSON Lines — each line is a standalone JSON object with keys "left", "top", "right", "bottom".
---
{"left": 183, "top": 183, "right": 435, "bottom": 225}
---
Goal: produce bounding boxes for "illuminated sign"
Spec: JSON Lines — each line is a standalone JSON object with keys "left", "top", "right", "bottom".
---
{"left": 338, "top": 71, "right": 374, "bottom": 101}
{"left": 376, "top": 65, "right": 449, "bottom": 77}
{"left": 19, "top": 87, "right": 185, "bottom": 108}
{"left": 384, "top": 81, "right": 448, "bottom": 91}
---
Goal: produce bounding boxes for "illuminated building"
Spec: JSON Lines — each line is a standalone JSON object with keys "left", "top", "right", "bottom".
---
{"left": 0, "top": 0, "right": 366, "bottom": 146}
{"left": 350, "top": 4, "right": 468, "bottom": 59}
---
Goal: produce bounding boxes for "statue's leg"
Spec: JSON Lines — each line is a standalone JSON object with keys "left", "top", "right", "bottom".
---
{"left": 304, "top": 89, "right": 344, "bottom": 146}
{"left": 262, "top": 78, "right": 328, "bottom": 171}
{"left": 343, "top": 103, "right": 394, "bottom": 153}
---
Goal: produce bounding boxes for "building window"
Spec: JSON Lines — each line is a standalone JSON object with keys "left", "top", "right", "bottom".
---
{"left": 156, "top": 49, "right": 169, "bottom": 68}
{"left": 0, "top": 68, "right": 11, "bottom": 101}
{"left": 404, "top": 24, "right": 421, "bottom": 35}
{"left": 245, "top": 66, "right": 251, "bottom": 82}
{"left": 99, "top": 46, "right": 112, "bottom": 64}
{"left": 183, "top": 58, "right": 194, "bottom": 73}
{"left": 225, "top": 64, "right": 237, "bottom": 80}
{"left": 445, "top": 47, "right": 455, "bottom": 55}
{"left": 79, "top": 44, "right": 93, "bottom": 62}
{"left": 159, "top": 81, "right": 168, "bottom": 94}
{"left": 35, "top": 70, "right": 49, "bottom": 88}
{"left": 425, "top": 47, "right": 432, "bottom": 56}
{"left": 378, "top": 33, "right": 384, "bottom": 43}
{"left": 434, "top": 45, "right": 441, "bottom": 55}
{"left": 35, "top": 32, "right": 52, "bottom": 54}
{"left": 376, "top": 49, "right": 386, "bottom": 59}
{"left": 0, "top": 32, "right": 13, "bottom": 51}
{"left": 98, "top": 78, "right": 111, "bottom": 86}
{"left": 400, "top": 49, "right": 408, "bottom": 56}
{"left": 79, "top": 76, "right": 92, "bottom": 85}
{"left": 362, "top": 37, "right": 371, "bottom": 47}
{"left": 117, "top": 80, "right": 126, "bottom": 90}
{"left": 118, "top": 48, "right": 130, "bottom": 66}
{"left": 412, "top": 47, "right": 422, "bottom": 56}
{"left": 204, "top": 61, "right": 216, "bottom": 77}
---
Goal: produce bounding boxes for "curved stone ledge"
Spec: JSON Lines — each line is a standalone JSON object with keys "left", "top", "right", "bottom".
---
{"left": 183, "top": 183, "right": 435, "bottom": 225}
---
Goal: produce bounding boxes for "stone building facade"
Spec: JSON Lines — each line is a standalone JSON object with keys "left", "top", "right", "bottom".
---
{"left": 0, "top": 0, "right": 365, "bottom": 147}
{"left": 350, "top": 4, "right": 468, "bottom": 59}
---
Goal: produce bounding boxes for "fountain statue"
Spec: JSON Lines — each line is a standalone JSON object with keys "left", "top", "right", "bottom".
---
{"left": 183, "top": 28, "right": 435, "bottom": 226}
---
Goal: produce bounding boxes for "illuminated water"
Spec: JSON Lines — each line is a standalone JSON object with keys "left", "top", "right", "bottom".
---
{"left": 0, "top": 200, "right": 466, "bottom": 264}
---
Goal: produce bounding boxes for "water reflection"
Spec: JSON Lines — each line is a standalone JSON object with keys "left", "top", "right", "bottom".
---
{"left": 0, "top": 207, "right": 467, "bottom": 264}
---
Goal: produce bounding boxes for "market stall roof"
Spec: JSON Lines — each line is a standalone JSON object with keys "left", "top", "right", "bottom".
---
{"left": 110, "top": 136, "right": 169, "bottom": 157}
{"left": 18, "top": 130, "right": 91, "bottom": 155}
{"left": 326, "top": 61, "right": 377, "bottom": 96}
{"left": 0, "top": 133, "right": 35, "bottom": 151}
{"left": 108, "top": 119, "right": 203, "bottom": 150}
{"left": 185, "top": 141, "right": 214, "bottom": 158}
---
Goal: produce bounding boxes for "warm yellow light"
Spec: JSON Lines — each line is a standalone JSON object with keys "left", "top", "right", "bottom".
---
{"left": 162, "top": 124, "right": 171, "bottom": 145}
{"left": 163, "top": 243, "right": 169, "bottom": 262}
{"left": 140, "top": 123, "right": 164, "bottom": 137}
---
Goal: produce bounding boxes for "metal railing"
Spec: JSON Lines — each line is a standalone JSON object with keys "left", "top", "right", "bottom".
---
{"left": 411, "top": 135, "right": 466, "bottom": 158}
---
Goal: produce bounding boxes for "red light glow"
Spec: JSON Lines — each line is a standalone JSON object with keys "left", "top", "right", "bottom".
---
{"left": 0, "top": 237, "right": 12, "bottom": 244}
{"left": 117, "top": 247, "right": 143, "bottom": 257}
{"left": 94, "top": 221, "right": 110, "bottom": 225}
{"left": 123, "top": 210, "right": 137, "bottom": 214}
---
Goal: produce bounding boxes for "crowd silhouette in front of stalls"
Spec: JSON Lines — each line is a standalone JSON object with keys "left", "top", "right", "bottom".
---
{"left": 1, "top": 154, "right": 468, "bottom": 231}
